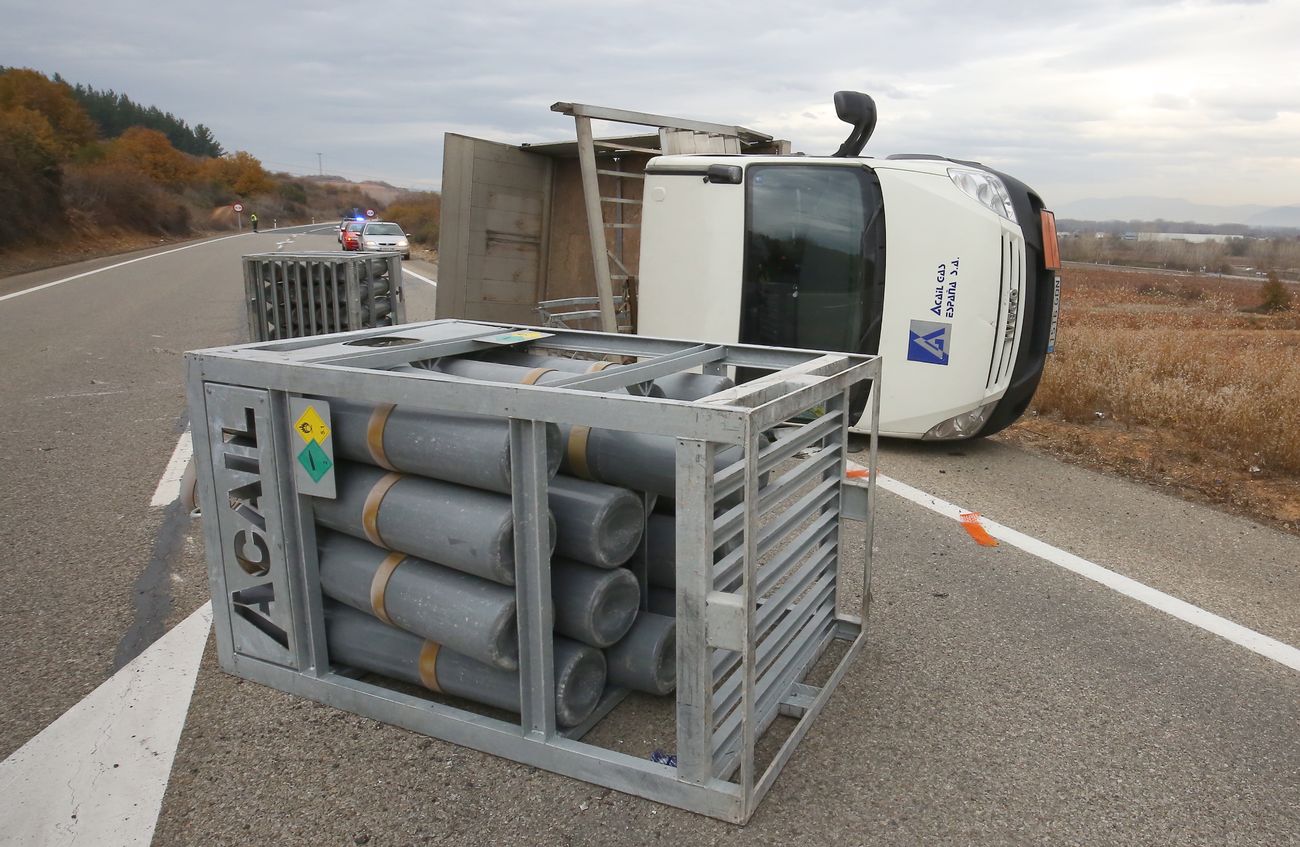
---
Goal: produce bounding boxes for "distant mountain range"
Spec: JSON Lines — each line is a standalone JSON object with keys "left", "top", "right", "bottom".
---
{"left": 1055, "top": 196, "right": 1300, "bottom": 228}
{"left": 302, "top": 175, "right": 408, "bottom": 206}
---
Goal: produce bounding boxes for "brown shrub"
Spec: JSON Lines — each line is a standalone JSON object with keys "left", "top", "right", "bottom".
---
{"left": 197, "top": 150, "right": 274, "bottom": 197}
{"left": 1034, "top": 269, "right": 1300, "bottom": 473}
{"left": 0, "top": 68, "right": 96, "bottom": 154}
{"left": 0, "top": 106, "right": 64, "bottom": 245}
{"left": 383, "top": 192, "right": 441, "bottom": 246}
{"left": 1258, "top": 273, "right": 1293, "bottom": 313}
{"left": 63, "top": 161, "right": 191, "bottom": 235}
{"left": 106, "top": 126, "right": 197, "bottom": 188}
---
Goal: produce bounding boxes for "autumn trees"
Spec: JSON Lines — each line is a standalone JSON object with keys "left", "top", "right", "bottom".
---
{"left": 0, "top": 67, "right": 275, "bottom": 244}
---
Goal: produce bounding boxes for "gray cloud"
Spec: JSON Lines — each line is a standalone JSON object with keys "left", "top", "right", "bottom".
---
{"left": 2, "top": 0, "right": 1298, "bottom": 205}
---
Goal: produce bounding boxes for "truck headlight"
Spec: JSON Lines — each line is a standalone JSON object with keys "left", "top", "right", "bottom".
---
{"left": 922, "top": 401, "right": 999, "bottom": 440}
{"left": 948, "top": 168, "right": 1018, "bottom": 224}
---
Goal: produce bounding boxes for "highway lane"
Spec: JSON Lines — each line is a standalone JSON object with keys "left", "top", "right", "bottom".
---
{"left": 0, "top": 233, "right": 1296, "bottom": 844}
{"left": 0, "top": 227, "right": 438, "bottom": 762}
{"left": 154, "top": 491, "right": 1300, "bottom": 845}
{"left": 0, "top": 228, "right": 256, "bottom": 761}
{"left": 150, "top": 440, "right": 1300, "bottom": 846}
{"left": 879, "top": 440, "right": 1300, "bottom": 648}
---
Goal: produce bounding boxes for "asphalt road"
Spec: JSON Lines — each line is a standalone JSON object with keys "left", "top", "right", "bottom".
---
{"left": 0, "top": 230, "right": 1296, "bottom": 845}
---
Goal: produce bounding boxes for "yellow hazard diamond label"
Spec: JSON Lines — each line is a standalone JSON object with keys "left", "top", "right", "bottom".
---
{"left": 293, "top": 405, "right": 330, "bottom": 444}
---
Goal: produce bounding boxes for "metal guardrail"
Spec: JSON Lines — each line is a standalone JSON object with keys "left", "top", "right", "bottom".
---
{"left": 186, "top": 318, "right": 880, "bottom": 823}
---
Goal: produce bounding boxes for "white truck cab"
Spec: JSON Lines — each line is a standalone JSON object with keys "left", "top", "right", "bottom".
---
{"left": 436, "top": 93, "right": 1061, "bottom": 439}
{"left": 637, "top": 151, "right": 1061, "bottom": 438}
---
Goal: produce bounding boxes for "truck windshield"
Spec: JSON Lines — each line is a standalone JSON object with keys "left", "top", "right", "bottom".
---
{"left": 740, "top": 164, "right": 886, "bottom": 359}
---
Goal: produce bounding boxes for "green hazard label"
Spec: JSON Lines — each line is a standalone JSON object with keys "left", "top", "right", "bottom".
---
{"left": 297, "top": 441, "right": 333, "bottom": 483}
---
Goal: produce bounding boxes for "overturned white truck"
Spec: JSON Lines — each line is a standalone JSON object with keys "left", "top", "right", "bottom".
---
{"left": 436, "top": 92, "right": 1061, "bottom": 439}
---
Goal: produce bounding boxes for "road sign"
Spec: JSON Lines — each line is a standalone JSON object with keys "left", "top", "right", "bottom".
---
{"left": 366, "top": 209, "right": 375, "bottom": 218}
{"left": 233, "top": 203, "right": 244, "bottom": 213}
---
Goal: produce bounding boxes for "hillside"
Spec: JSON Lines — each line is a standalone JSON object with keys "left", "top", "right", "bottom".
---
{"left": 304, "top": 176, "right": 408, "bottom": 207}
{"left": 0, "top": 68, "right": 441, "bottom": 276}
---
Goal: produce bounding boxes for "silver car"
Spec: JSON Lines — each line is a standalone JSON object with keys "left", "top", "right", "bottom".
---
{"left": 359, "top": 221, "right": 411, "bottom": 259}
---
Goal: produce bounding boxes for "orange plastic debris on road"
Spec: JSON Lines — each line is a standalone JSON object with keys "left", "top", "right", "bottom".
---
{"left": 959, "top": 512, "right": 999, "bottom": 546}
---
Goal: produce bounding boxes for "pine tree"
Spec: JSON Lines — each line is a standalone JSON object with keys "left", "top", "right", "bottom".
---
{"left": 64, "top": 80, "right": 225, "bottom": 157}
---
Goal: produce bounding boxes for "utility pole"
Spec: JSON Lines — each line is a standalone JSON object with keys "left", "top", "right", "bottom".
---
{"left": 316, "top": 152, "right": 323, "bottom": 176}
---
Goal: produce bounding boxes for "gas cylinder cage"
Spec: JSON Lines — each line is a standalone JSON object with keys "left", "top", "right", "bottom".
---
{"left": 243, "top": 251, "right": 408, "bottom": 342}
{"left": 187, "top": 318, "right": 880, "bottom": 823}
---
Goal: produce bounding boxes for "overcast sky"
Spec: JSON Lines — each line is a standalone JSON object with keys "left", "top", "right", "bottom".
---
{"left": 5, "top": 0, "right": 1298, "bottom": 209}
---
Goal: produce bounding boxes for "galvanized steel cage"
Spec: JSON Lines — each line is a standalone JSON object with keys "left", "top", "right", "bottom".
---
{"left": 187, "top": 318, "right": 879, "bottom": 823}
{"left": 243, "top": 251, "right": 407, "bottom": 342}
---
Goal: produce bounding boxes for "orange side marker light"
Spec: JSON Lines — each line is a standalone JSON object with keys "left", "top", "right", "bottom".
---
{"left": 846, "top": 468, "right": 871, "bottom": 479}
{"left": 959, "top": 512, "right": 999, "bottom": 547}
{"left": 1041, "top": 210, "right": 1061, "bottom": 270}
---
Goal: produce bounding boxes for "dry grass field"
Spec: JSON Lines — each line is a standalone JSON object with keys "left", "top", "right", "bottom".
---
{"left": 999, "top": 265, "right": 1300, "bottom": 530}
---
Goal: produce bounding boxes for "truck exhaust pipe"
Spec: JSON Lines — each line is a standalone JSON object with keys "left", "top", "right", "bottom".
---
{"left": 831, "top": 90, "right": 877, "bottom": 157}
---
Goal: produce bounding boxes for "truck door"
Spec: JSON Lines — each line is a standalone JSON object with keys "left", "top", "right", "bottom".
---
{"left": 436, "top": 134, "right": 550, "bottom": 324}
{"left": 740, "top": 164, "right": 885, "bottom": 415}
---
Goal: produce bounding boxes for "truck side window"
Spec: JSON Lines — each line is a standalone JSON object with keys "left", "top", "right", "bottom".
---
{"left": 741, "top": 165, "right": 885, "bottom": 357}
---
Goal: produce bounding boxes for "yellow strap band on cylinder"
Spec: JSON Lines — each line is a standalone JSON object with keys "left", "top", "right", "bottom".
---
{"left": 417, "top": 641, "right": 442, "bottom": 692}
{"left": 366, "top": 403, "right": 397, "bottom": 471}
{"left": 361, "top": 472, "right": 403, "bottom": 548}
{"left": 567, "top": 425, "right": 593, "bottom": 480}
{"left": 585, "top": 361, "right": 613, "bottom": 373}
{"left": 368, "top": 552, "right": 406, "bottom": 626}
{"left": 519, "top": 367, "right": 555, "bottom": 386}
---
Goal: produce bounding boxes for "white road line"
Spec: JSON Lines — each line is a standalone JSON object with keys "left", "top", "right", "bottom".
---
{"left": 0, "top": 602, "right": 213, "bottom": 847}
{"left": 151, "top": 430, "right": 193, "bottom": 508}
{"left": 0, "top": 233, "right": 249, "bottom": 304}
{"left": 872, "top": 470, "right": 1300, "bottom": 673}
{"left": 405, "top": 268, "right": 437, "bottom": 287}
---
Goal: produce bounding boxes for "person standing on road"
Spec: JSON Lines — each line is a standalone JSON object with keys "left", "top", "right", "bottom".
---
{"left": 250, "top": 212, "right": 259, "bottom": 233}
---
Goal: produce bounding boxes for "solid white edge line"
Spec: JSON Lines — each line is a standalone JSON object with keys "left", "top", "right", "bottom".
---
{"left": 871, "top": 470, "right": 1300, "bottom": 673}
{"left": 0, "top": 601, "right": 213, "bottom": 847}
{"left": 150, "top": 430, "right": 194, "bottom": 508}
{"left": 405, "top": 268, "right": 437, "bottom": 287}
{"left": 0, "top": 224, "right": 322, "bottom": 304}
{"left": 0, "top": 233, "right": 246, "bottom": 303}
